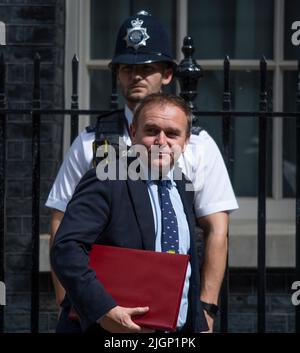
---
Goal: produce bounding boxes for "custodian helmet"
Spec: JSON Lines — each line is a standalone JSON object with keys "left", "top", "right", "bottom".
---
{"left": 109, "top": 11, "right": 176, "bottom": 68}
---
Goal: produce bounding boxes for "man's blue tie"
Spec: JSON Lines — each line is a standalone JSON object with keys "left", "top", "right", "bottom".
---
{"left": 157, "top": 180, "right": 179, "bottom": 254}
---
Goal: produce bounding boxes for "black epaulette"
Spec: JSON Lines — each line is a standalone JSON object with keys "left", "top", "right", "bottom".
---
{"left": 190, "top": 113, "right": 204, "bottom": 136}
{"left": 191, "top": 125, "right": 204, "bottom": 135}
{"left": 86, "top": 125, "right": 96, "bottom": 133}
{"left": 85, "top": 109, "right": 124, "bottom": 133}
{"left": 87, "top": 109, "right": 127, "bottom": 168}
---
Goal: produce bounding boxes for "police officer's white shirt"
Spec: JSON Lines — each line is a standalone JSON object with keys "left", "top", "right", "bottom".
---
{"left": 45, "top": 106, "right": 239, "bottom": 215}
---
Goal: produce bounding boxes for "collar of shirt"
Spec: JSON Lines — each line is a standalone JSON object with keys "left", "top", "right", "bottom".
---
{"left": 144, "top": 165, "right": 176, "bottom": 188}
{"left": 123, "top": 105, "right": 133, "bottom": 146}
{"left": 125, "top": 105, "right": 133, "bottom": 126}
{"left": 136, "top": 155, "right": 183, "bottom": 187}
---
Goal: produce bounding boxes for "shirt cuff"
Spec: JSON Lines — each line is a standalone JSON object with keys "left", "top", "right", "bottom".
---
{"left": 45, "top": 198, "right": 68, "bottom": 212}
{"left": 195, "top": 200, "right": 239, "bottom": 218}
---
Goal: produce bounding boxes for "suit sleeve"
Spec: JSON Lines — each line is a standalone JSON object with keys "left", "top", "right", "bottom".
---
{"left": 50, "top": 168, "right": 117, "bottom": 331}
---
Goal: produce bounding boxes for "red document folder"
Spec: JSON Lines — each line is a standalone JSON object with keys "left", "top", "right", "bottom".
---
{"left": 89, "top": 244, "right": 190, "bottom": 331}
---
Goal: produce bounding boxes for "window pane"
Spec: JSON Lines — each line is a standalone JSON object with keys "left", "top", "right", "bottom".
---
{"left": 233, "top": 71, "right": 273, "bottom": 197}
{"left": 90, "top": 0, "right": 175, "bottom": 60}
{"left": 193, "top": 71, "right": 223, "bottom": 146}
{"left": 284, "top": 0, "right": 300, "bottom": 60}
{"left": 90, "top": 0, "right": 130, "bottom": 59}
{"left": 193, "top": 70, "right": 273, "bottom": 197}
{"left": 188, "top": 0, "right": 274, "bottom": 59}
{"left": 90, "top": 69, "right": 125, "bottom": 110}
{"left": 283, "top": 71, "right": 297, "bottom": 197}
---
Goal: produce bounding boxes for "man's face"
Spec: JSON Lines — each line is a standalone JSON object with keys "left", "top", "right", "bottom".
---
{"left": 117, "top": 63, "right": 173, "bottom": 110}
{"left": 130, "top": 103, "right": 189, "bottom": 174}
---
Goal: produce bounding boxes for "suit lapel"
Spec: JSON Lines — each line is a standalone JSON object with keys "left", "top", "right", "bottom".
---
{"left": 126, "top": 178, "right": 156, "bottom": 251}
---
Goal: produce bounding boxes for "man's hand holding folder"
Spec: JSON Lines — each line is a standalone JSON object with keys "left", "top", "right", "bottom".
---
{"left": 89, "top": 245, "right": 190, "bottom": 333}
{"left": 98, "top": 305, "right": 155, "bottom": 333}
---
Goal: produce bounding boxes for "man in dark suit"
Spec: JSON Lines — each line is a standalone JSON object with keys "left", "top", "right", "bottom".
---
{"left": 50, "top": 93, "right": 208, "bottom": 333}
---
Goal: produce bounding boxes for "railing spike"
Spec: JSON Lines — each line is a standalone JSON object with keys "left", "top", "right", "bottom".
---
{"left": 72, "top": 54, "right": 79, "bottom": 63}
{"left": 34, "top": 52, "right": 41, "bottom": 61}
{"left": 175, "top": 36, "right": 203, "bottom": 110}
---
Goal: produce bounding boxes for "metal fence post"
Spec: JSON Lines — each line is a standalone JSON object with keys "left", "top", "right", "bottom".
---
{"left": 220, "top": 56, "right": 232, "bottom": 333}
{"left": 175, "top": 36, "right": 203, "bottom": 110}
{"left": 0, "top": 53, "right": 6, "bottom": 333}
{"left": 222, "top": 56, "right": 234, "bottom": 171}
{"left": 110, "top": 66, "right": 118, "bottom": 110}
{"left": 31, "top": 53, "right": 41, "bottom": 333}
{"left": 296, "top": 59, "right": 300, "bottom": 333}
{"left": 71, "top": 55, "right": 79, "bottom": 144}
{"left": 257, "top": 56, "right": 268, "bottom": 333}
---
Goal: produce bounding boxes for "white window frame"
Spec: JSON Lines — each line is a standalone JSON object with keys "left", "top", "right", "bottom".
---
{"left": 63, "top": 0, "right": 91, "bottom": 156}
{"left": 64, "top": 0, "right": 296, "bottom": 222}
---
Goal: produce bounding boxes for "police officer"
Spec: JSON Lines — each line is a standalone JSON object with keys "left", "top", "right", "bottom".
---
{"left": 46, "top": 11, "right": 238, "bottom": 332}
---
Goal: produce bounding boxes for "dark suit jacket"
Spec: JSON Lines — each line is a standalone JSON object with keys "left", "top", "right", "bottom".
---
{"left": 50, "top": 166, "right": 208, "bottom": 333}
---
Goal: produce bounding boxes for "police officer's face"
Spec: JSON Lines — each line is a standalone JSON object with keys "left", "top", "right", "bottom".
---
{"left": 117, "top": 63, "right": 173, "bottom": 110}
{"left": 130, "top": 103, "right": 189, "bottom": 174}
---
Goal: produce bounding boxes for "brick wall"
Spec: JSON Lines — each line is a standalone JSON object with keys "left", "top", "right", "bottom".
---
{"left": 213, "top": 269, "right": 296, "bottom": 333}
{"left": 0, "top": 0, "right": 65, "bottom": 332}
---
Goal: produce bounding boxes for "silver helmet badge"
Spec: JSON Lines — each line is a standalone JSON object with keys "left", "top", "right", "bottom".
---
{"left": 124, "top": 18, "right": 150, "bottom": 50}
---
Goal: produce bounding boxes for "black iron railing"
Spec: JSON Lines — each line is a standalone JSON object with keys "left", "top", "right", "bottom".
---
{"left": 30, "top": 53, "right": 41, "bottom": 334}
{"left": 296, "top": 60, "right": 300, "bottom": 333}
{"left": 0, "top": 53, "right": 6, "bottom": 334}
{"left": 0, "top": 36, "right": 299, "bottom": 333}
{"left": 257, "top": 57, "right": 268, "bottom": 333}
